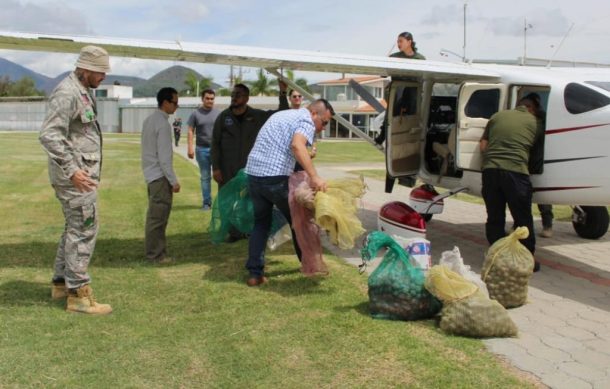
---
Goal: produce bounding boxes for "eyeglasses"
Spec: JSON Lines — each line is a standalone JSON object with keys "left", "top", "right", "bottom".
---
{"left": 291, "top": 95, "right": 302, "bottom": 99}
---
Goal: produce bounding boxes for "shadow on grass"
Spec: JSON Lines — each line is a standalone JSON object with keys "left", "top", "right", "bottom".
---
{"left": 0, "top": 280, "right": 60, "bottom": 308}
{"left": 333, "top": 301, "right": 370, "bottom": 317}
{"left": 0, "top": 232, "right": 330, "bottom": 297}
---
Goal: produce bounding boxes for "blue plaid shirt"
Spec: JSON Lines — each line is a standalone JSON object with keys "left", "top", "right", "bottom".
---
{"left": 246, "top": 108, "right": 315, "bottom": 177}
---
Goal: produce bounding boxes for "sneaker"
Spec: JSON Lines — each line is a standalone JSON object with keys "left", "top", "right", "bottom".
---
{"left": 246, "top": 276, "right": 268, "bottom": 287}
{"left": 540, "top": 228, "right": 553, "bottom": 238}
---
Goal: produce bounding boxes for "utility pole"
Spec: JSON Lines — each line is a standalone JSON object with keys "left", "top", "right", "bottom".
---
{"left": 523, "top": 18, "right": 533, "bottom": 65}
{"left": 463, "top": 1, "right": 467, "bottom": 62}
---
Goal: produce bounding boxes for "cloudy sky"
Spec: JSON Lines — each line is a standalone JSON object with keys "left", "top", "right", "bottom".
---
{"left": 1, "top": 0, "right": 609, "bottom": 85}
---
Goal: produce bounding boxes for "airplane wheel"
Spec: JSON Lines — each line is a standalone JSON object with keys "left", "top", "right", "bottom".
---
{"left": 572, "top": 206, "right": 609, "bottom": 240}
{"left": 422, "top": 214, "right": 433, "bottom": 222}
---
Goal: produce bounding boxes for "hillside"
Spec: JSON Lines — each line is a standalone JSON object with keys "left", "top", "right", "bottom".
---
{"left": 0, "top": 57, "right": 51, "bottom": 90}
{"left": 0, "top": 58, "right": 220, "bottom": 97}
{"left": 133, "top": 65, "right": 221, "bottom": 97}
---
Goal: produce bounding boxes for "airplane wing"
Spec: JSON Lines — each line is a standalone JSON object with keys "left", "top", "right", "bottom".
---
{"left": 0, "top": 31, "right": 500, "bottom": 82}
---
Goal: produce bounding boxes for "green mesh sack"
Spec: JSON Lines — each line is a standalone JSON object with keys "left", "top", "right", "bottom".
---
{"left": 208, "top": 169, "right": 287, "bottom": 244}
{"left": 360, "top": 231, "right": 441, "bottom": 321}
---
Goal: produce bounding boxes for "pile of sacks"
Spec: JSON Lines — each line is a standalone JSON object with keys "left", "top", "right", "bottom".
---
{"left": 360, "top": 227, "right": 535, "bottom": 338}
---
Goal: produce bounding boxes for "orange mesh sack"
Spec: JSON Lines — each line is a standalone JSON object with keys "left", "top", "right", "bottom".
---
{"left": 481, "top": 227, "right": 534, "bottom": 308}
{"left": 289, "top": 171, "right": 327, "bottom": 276}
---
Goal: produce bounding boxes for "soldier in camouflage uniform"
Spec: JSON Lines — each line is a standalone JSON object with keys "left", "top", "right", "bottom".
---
{"left": 40, "top": 46, "right": 113, "bottom": 315}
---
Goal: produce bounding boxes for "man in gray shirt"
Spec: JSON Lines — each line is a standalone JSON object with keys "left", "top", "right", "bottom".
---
{"left": 187, "top": 89, "right": 219, "bottom": 210}
{"left": 141, "top": 87, "right": 181, "bottom": 263}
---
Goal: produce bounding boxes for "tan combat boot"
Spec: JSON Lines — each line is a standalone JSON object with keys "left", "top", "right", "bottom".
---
{"left": 51, "top": 282, "right": 67, "bottom": 300}
{"left": 66, "top": 285, "right": 113, "bottom": 315}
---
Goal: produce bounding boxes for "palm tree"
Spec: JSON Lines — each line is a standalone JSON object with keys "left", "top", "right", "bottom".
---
{"left": 246, "top": 69, "right": 278, "bottom": 96}
{"left": 183, "top": 71, "right": 213, "bottom": 96}
{"left": 285, "top": 70, "right": 311, "bottom": 93}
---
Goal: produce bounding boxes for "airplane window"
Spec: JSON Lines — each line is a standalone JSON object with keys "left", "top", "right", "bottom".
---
{"left": 465, "top": 89, "right": 500, "bottom": 119}
{"left": 585, "top": 81, "right": 610, "bottom": 93}
{"left": 564, "top": 83, "right": 610, "bottom": 114}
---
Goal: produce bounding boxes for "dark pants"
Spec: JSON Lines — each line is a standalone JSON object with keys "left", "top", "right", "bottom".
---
{"left": 145, "top": 177, "right": 173, "bottom": 260}
{"left": 246, "top": 175, "right": 302, "bottom": 277}
{"left": 482, "top": 169, "right": 535, "bottom": 254}
{"left": 538, "top": 204, "right": 553, "bottom": 229}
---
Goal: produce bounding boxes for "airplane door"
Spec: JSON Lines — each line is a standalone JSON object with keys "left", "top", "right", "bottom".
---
{"left": 456, "top": 83, "right": 507, "bottom": 171}
{"left": 386, "top": 81, "right": 422, "bottom": 177}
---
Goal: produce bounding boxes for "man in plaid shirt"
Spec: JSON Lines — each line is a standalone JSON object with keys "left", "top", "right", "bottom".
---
{"left": 244, "top": 99, "right": 334, "bottom": 286}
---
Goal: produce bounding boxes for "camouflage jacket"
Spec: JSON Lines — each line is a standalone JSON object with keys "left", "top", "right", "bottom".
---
{"left": 40, "top": 72, "right": 102, "bottom": 187}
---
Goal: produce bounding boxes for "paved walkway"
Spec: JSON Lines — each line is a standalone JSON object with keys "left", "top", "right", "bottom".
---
{"left": 174, "top": 144, "right": 610, "bottom": 389}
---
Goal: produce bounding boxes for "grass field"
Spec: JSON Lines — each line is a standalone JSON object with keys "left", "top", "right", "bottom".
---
{"left": 0, "top": 133, "right": 534, "bottom": 387}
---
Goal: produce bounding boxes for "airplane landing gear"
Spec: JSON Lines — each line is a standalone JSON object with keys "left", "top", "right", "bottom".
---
{"left": 572, "top": 206, "right": 609, "bottom": 239}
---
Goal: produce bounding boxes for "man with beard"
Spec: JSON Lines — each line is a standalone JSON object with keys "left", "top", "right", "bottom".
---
{"left": 211, "top": 81, "right": 288, "bottom": 242}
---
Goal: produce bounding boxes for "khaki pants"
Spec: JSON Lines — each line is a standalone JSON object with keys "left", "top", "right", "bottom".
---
{"left": 145, "top": 177, "right": 173, "bottom": 261}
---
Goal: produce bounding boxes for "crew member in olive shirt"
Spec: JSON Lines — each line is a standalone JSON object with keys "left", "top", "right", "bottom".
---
{"left": 389, "top": 31, "right": 426, "bottom": 59}
{"left": 479, "top": 94, "right": 544, "bottom": 272}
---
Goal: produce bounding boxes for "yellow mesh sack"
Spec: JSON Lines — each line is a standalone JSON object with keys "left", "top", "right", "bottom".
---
{"left": 481, "top": 226, "right": 534, "bottom": 308}
{"left": 424, "top": 265, "right": 479, "bottom": 302}
{"left": 314, "top": 176, "right": 366, "bottom": 250}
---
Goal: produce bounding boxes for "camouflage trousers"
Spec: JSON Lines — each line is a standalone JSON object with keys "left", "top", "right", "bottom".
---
{"left": 52, "top": 187, "right": 98, "bottom": 289}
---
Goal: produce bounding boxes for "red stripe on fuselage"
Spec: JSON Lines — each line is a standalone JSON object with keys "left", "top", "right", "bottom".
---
{"left": 533, "top": 186, "right": 598, "bottom": 192}
{"left": 546, "top": 123, "right": 610, "bottom": 135}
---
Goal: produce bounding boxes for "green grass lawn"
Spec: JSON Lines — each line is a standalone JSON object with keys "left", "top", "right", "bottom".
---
{"left": 0, "top": 133, "right": 533, "bottom": 388}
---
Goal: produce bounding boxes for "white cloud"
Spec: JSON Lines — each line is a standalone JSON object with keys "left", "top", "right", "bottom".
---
{"left": 0, "top": 0, "right": 93, "bottom": 34}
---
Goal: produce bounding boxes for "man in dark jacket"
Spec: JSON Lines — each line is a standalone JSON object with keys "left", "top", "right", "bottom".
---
{"left": 211, "top": 82, "right": 288, "bottom": 187}
{"left": 211, "top": 81, "right": 288, "bottom": 241}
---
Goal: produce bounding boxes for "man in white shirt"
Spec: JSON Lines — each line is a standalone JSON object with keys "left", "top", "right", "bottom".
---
{"left": 141, "top": 87, "right": 181, "bottom": 263}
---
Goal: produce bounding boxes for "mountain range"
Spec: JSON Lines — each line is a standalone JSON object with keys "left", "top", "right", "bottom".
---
{"left": 0, "top": 57, "right": 221, "bottom": 97}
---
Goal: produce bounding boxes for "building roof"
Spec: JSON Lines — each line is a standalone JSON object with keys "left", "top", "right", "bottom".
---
{"left": 355, "top": 99, "right": 387, "bottom": 113}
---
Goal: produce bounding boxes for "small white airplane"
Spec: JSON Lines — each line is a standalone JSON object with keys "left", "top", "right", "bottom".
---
{"left": 1, "top": 31, "right": 609, "bottom": 239}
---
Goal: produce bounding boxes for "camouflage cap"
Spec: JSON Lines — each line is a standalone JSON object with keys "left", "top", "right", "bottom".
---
{"left": 75, "top": 45, "right": 111, "bottom": 73}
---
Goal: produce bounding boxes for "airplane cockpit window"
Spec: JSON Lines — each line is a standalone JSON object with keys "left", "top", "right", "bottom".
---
{"left": 585, "top": 81, "right": 610, "bottom": 93}
{"left": 464, "top": 89, "right": 500, "bottom": 119}
{"left": 565, "top": 82, "right": 610, "bottom": 114}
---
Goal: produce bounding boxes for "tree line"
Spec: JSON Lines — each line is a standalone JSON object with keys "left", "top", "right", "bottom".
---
{"left": 0, "top": 76, "right": 45, "bottom": 97}
{"left": 182, "top": 69, "right": 310, "bottom": 97}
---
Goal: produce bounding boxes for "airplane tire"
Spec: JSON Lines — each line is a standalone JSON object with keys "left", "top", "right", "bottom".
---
{"left": 572, "top": 206, "right": 609, "bottom": 240}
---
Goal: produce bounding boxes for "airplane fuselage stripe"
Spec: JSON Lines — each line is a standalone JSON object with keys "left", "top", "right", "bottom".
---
{"left": 546, "top": 123, "right": 610, "bottom": 134}
{"left": 544, "top": 156, "right": 605, "bottom": 164}
{"left": 533, "top": 186, "right": 599, "bottom": 192}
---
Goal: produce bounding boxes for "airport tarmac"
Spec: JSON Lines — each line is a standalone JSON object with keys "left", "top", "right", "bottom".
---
{"left": 175, "top": 144, "right": 610, "bottom": 389}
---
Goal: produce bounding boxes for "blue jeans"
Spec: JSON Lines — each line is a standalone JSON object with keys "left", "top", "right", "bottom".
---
{"left": 195, "top": 146, "right": 212, "bottom": 206}
{"left": 246, "top": 175, "right": 302, "bottom": 277}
